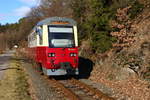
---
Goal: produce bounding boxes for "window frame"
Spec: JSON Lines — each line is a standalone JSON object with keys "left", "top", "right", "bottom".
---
{"left": 48, "top": 25, "right": 75, "bottom": 48}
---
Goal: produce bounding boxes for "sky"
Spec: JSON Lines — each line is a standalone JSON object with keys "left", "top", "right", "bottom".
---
{"left": 0, "top": 0, "right": 40, "bottom": 25}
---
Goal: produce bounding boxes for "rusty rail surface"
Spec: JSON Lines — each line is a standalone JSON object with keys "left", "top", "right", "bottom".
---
{"left": 70, "top": 78, "right": 115, "bottom": 100}
{"left": 45, "top": 76, "right": 80, "bottom": 100}
{"left": 36, "top": 69, "right": 115, "bottom": 100}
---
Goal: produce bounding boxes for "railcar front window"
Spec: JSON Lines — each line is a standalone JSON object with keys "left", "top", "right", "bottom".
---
{"left": 48, "top": 26, "right": 75, "bottom": 48}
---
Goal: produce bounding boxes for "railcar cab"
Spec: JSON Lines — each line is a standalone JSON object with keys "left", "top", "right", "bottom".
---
{"left": 28, "top": 17, "right": 79, "bottom": 76}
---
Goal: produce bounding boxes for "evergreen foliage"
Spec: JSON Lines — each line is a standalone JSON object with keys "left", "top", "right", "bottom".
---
{"left": 128, "top": 1, "right": 144, "bottom": 19}
{"left": 71, "top": 0, "right": 143, "bottom": 53}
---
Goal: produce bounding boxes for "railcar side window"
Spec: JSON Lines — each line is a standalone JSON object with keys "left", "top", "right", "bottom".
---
{"left": 48, "top": 26, "right": 75, "bottom": 48}
{"left": 36, "top": 27, "right": 43, "bottom": 45}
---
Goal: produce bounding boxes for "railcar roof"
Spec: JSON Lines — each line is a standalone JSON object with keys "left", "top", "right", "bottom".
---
{"left": 37, "top": 17, "right": 77, "bottom": 26}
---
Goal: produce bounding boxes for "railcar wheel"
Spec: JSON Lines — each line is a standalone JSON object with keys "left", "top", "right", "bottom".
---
{"left": 37, "top": 63, "right": 44, "bottom": 74}
{"left": 33, "top": 62, "right": 43, "bottom": 74}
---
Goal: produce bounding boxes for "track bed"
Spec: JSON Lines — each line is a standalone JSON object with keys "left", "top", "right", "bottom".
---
{"left": 21, "top": 57, "right": 115, "bottom": 100}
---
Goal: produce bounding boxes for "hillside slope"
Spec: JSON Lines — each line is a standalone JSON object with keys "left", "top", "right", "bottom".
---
{"left": 88, "top": 6, "right": 150, "bottom": 100}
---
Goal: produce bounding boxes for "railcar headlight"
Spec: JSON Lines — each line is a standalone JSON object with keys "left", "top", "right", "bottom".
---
{"left": 70, "top": 53, "right": 77, "bottom": 57}
{"left": 48, "top": 53, "right": 55, "bottom": 57}
{"left": 70, "top": 53, "right": 74, "bottom": 57}
{"left": 73, "top": 53, "right": 77, "bottom": 56}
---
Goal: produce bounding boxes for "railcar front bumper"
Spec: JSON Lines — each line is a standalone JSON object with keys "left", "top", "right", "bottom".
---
{"left": 42, "top": 67, "right": 79, "bottom": 76}
{"left": 42, "top": 62, "right": 78, "bottom": 76}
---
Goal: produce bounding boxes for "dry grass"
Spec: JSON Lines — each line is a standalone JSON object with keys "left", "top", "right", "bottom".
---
{"left": 0, "top": 57, "right": 32, "bottom": 100}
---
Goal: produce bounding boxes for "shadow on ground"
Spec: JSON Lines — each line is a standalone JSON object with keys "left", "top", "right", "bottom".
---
{"left": 0, "top": 68, "right": 21, "bottom": 71}
{"left": 78, "top": 57, "right": 94, "bottom": 79}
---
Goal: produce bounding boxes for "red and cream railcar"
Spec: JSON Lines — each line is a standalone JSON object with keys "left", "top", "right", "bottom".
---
{"left": 28, "top": 17, "right": 79, "bottom": 76}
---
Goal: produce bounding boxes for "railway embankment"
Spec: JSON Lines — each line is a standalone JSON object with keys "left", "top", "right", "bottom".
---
{"left": 15, "top": 52, "right": 118, "bottom": 100}
{"left": 20, "top": 58, "right": 116, "bottom": 100}
{"left": 0, "top": 53, "right": 32, "bottom": 100}
{"left": 20, "top": 57, "right": 64, "bottom": 100}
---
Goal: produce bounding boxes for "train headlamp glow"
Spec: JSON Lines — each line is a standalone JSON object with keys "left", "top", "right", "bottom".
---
{"left": 70, "top": 53, "right": 77, "bottom": 57}
{"left": 48, "top": 53, "right": 55, "bottom": 57}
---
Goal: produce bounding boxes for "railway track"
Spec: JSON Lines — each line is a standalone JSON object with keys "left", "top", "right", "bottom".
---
{"left": 43, "top": 75, "right": 115, "bottom": 100}
{"left": 21, "top": 57, "right": 115, "bottom": 100}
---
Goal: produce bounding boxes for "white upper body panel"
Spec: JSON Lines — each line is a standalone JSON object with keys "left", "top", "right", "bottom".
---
{"left": 28, "top": 17, "right": 78, "bottom": 48}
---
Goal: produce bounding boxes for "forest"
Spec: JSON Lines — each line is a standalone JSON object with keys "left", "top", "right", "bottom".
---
{"left": 0, "top": 0, "right": 143, "bottom": 53}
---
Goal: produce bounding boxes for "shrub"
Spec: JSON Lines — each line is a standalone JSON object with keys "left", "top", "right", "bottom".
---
{"left": 128, "top": 1, "right": 144, "bottom": 19}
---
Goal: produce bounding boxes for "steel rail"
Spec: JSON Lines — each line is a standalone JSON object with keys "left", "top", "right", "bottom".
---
{"left": 34, "top": 67, "right": 115, "bottom": 100}
{"left": 70, "top": 78, "right": 115, "bottom": 100}
{"left": 45, "top": 76, "right": 80, "bottom": 100}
